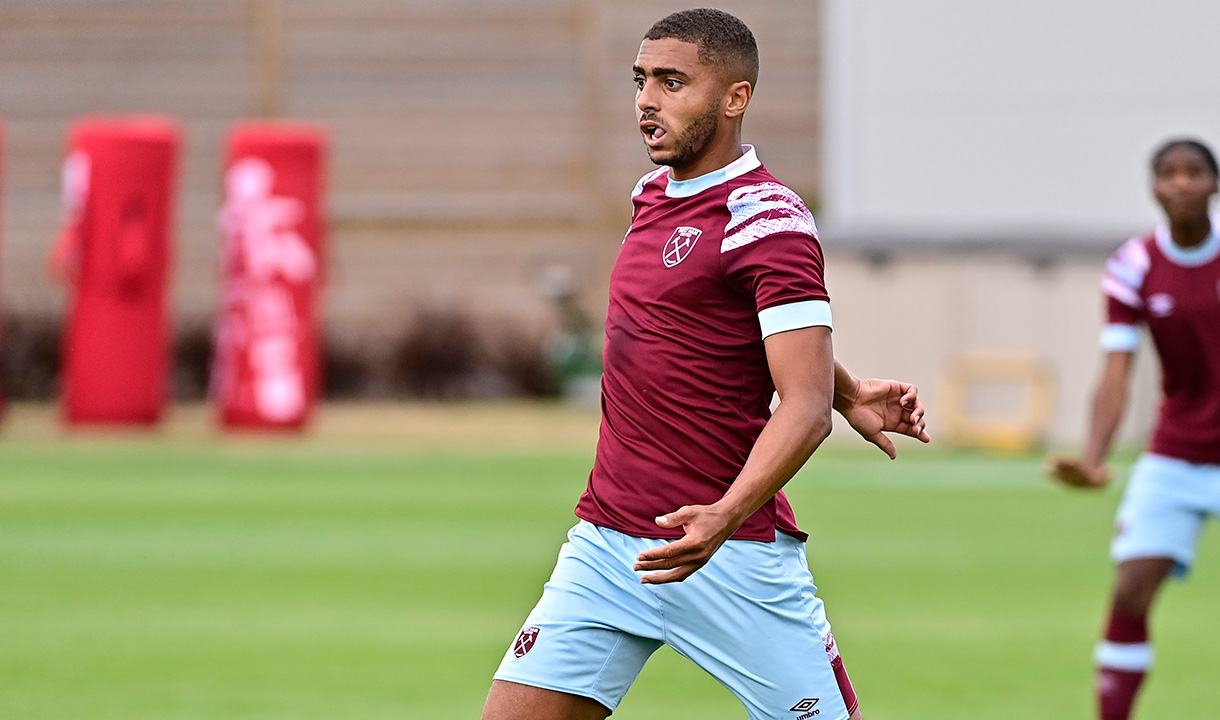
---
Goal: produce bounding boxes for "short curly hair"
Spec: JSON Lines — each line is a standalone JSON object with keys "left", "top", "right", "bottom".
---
{"left": 1152, "top": 138, "right": 1219, "bottom": 178}
{"left": 644, "top": 8, "right": 759, "bottom": 88}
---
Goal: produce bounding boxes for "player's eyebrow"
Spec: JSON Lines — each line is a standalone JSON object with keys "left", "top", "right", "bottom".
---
{"left": 633, "top": 65, "right": 690, "bottom": 79}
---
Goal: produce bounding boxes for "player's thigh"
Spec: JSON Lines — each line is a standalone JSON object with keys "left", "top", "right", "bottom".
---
{"left": 660, "top": 533, "right": 858, "bottom": 720}
{"left": 482, "top": 680, "right": 611, "bottom": 720}
{"left": 492, "top": 522, "right": 665, "bottom": 713}
{"left": 1111, "top": 454, "right": 1213, "bottom": 575}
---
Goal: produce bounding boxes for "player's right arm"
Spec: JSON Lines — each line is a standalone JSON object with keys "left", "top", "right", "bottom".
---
{"left": 1082, "top": 351, "right": 1137, "bottom": 471}
{"left": 1049, "top": 350, "right": 1135, "bottom": 489}
{"left": 1050, "top": 237, "right": 1147, "bottom": 489}
{"left": 633, "top": 324, "right": 835, "bottom": 584}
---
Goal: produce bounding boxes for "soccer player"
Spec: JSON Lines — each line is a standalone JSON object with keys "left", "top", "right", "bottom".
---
{"left": 482, "top": 10, "right": 929, "bottom": 720}
{"left": 1048, "top": 138, "right": 1220, "bottom": 720}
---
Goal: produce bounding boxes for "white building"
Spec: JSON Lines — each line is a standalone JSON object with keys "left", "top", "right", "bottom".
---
{"left": 819, "top": 0, "right": 1220, "bottom": 448}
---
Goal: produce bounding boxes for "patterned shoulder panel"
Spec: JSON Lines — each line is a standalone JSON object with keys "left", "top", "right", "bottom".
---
{"left": 722, "top": 182, "right": 818, "bottom": 253}
{"left": 631, "top": 166, "right": 668, "bottom": 200}
{"left": 1102, "top": 235, "right": 1152, "bottom": 309}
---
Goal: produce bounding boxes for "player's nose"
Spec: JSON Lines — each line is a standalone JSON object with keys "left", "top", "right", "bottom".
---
{"left": 636, "top": 81, "right": 661, "bottom": 113}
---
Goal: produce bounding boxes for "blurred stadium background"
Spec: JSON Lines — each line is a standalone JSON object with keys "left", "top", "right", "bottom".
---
{"left": 3, "top": 0, "right": 1219, "bottom": 440}
{"left": 1, "top": 1, "right": 1219, "bottom": 718}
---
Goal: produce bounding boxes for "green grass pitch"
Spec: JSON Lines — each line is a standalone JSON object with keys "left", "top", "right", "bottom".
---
{"left": 0, "top": 403, "right": 1216, "bottom": 719}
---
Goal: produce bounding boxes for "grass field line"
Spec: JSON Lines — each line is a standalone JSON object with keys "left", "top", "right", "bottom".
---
{"left": 0, "top": 401, "right": 604, "bottom": 454}
{"left": 0, "top": 402, "right": 1140, "bottom": 492}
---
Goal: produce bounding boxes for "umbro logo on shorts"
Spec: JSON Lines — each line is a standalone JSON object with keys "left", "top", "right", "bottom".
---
{"left": 512, "top": 626, "right": 540, "bottom": 658}
{"left": 790, "top": 697, "right": 820, "bottom": 718}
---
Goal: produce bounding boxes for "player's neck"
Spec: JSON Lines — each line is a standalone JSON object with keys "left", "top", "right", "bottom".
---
{"left": 670, "top": 131, "right": 744, "bottom": 181}
{"left": 1168, "top": 213, "right": 1212, "bottom": 249}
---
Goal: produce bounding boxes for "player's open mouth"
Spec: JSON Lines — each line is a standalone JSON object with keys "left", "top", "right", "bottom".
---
{"left": 641, "top": 122, "right": 667, "bottom": 147}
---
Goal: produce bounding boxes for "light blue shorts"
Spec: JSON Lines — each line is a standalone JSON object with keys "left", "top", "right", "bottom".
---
{"left": 1112, "top": 453, "right": 1220, "bottom": 575}
{"left": 493, "top": 520, "right": 857, "bottom": 720}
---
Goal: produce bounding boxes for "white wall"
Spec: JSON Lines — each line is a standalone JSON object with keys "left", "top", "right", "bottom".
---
{"left": 823, "top": 252, "right": 1160, "bottom": 449}
{"left": 822, "top": 0, "right": 1220, "bottom": 242}
{"left": 817, "top": 0, "right": 1220, "bottom": 450}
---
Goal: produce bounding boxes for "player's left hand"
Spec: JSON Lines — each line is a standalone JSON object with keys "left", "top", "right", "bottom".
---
{"left": 633, "top": 505, "right": 737, "bottom": 584}
{"left": 836, "top": 378, "right": 930, "bottom": 459}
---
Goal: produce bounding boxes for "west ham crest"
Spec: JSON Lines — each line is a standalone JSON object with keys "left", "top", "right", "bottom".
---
{"left": 513, "top": 626, "right": 540, "bottom": 658}
{"left": 662, "top": 226, "right": 702, "bottom": 267}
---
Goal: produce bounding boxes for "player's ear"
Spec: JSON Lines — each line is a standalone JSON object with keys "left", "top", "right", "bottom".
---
{"left": 724, "top": 80, "right": 751, "bottom": 119}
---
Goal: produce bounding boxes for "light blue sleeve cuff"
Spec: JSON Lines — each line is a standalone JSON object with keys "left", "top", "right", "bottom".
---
{"left": 1100, "top": 324, "right": 1139, "bottom": 352}
{"left": 758, "top": 300, "right": 833, "bottom": 339}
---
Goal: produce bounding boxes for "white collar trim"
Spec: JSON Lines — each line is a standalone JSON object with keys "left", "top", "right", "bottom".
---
{"left": 1154, "top": 213, "right": 1220, "bottom": 267}
{"left": 664, "top": 145, "right": 761, "bottom": 198}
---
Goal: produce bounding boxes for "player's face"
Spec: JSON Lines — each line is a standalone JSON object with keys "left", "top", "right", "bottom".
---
{"left": 634, "top": 38, "right": 727, "bottom": 175}
{"left": 1153, "top": 146, "right": 1218, "bottom": 224}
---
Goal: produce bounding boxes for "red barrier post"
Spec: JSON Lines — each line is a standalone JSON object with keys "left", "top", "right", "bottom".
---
{"left": 213, "top": 123, "right": 326, "bottom": 430}
{"left": 55, "top": 117, "right": 179, "bottom": 426}
{"left": 0, "top": 120, "right": 5, "bottom": 420}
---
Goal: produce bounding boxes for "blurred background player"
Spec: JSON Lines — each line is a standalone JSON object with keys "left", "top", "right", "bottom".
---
{"left": 482, "top": 9, "right": 928, "bottom": 720}
{"left": 1049, "top": 138, "right": 1220, "bottom": 720}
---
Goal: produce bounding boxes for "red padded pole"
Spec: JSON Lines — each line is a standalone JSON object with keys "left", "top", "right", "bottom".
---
{"left": 57, "top": 116, "right": 179, "bottom": 426}
{"left": 213, "top": 123, "right": 327, "bottom": 430}
{"left": 0, "top": 120, "right": 5, "bottom": 420}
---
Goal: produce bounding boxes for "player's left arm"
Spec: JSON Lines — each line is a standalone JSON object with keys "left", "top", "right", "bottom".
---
{"left": 635, "top": 325, "right": 834, "bottom": 584}
{"left": 832, "top": 359, "right": 930, "bottom": 459}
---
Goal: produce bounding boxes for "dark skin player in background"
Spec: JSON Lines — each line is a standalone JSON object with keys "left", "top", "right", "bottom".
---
{"left": 1050, "top": 139, "right": 1220, "bottom": 720}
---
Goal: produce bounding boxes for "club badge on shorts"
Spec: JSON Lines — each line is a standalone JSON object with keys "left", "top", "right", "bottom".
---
{"left": 513, "top": 626, "right": 540, "bottom": 658}
{"left": 663, "top": 226, "right": 702, "bottom": 267}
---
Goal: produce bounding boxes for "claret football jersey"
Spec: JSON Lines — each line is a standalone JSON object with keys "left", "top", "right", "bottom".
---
{"left": 574, "top": 146, "right": 832, "bottom": 542}
{"left": 1101, "top": 216, "right": 1220, "bottom": 464}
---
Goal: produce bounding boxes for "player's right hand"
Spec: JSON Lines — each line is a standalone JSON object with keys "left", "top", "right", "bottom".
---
{"left": 1046, "top": 457, "right": 1111, "bottom": 489}
{"left": 634, "top": 504, "right": 736, "bottom": 585}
